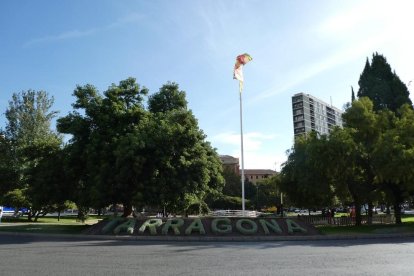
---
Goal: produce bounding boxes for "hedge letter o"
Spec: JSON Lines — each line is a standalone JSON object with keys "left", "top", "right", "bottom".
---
{"left": 235, "top": 219, "right": 257, "bottom": 235}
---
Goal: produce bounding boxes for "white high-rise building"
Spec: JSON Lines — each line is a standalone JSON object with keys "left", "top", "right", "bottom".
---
{"left": 292, "top": 93, "right": 343, "bottom": 137}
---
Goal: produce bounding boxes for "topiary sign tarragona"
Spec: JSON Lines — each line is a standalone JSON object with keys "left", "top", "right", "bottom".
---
{"left": 99, "top": 217, "right": 319, "bottom": 236}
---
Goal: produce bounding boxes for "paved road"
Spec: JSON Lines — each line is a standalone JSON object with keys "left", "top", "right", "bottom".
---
{"left": 0, "top": 234, "right": 414, "bottom": 275}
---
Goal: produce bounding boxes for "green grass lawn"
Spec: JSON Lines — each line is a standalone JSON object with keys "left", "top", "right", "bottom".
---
{"left": 318, "top": 215, "right": 414, "bottom": 235}
{"left": 2, "top": 214, "right": 109, "bottom": 224}
{"left": 0, "top": 215, "right": 107, "bottom": 234}
{"left": 3, "top": 216, "right": 78, "bottom": 224}
{"left": 402, "top": 215, "right": 414, "bottom": 223}
{"left": 0, "top": 224, "right": 90, "bottom": 234}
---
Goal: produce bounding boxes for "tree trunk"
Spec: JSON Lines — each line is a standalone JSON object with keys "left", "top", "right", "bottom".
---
{"left": 367, "top": 202, "right": 373, "bottom": 225}
{"left": 349, "top": 187, "right": 362, "bottom": 226}
{"left": 77, "top": 206, "right": 88, "bottom": 223}
{"left": 394, "top": 203, "right": 402, "bottom": 224}
{"left": 113, "top": 203, "right": 118, "bottom": 217}
{"left": 122, "top": 203, "right": 133, "bottom": 217}
{"left": 389, "top": 182, "right": 403, "bottom": 224}
{"left": 386, "top": 204, "right": 391, "bottom": 214}
{"left": 27, "top": 212, "right": 33, "bottom": 222}
{"left": 355, "top": 203, "right": 362, "bottom": 226}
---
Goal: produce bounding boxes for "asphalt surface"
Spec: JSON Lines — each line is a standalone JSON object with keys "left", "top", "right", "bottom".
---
{"left": 1, "top": 234, "right": 414, "bottom": 275}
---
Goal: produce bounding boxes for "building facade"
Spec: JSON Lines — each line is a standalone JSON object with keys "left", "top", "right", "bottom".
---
{"left": 219, "top": 155, "right": 240, "bottom": 175}
{"left": 292, "top": 92, "right": 343, "bottom": 137}
{"left": 244, "top": 169, "right": 277, "bottom": 185}
{"left": 219, "top": 155, "right": 276, "bottom": 184}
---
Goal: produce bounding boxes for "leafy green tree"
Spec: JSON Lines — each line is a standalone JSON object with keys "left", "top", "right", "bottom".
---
{"left": 326, "top": 127, "right": 371, "bottom": 225}
{"left": 4, "top": 90, "right": 62, "bottom": 220}
{"left": 59, "top": 79, "right": 224, "bottom": 217}
{"left": 25, "top": 145, "right": 72, "bottom": 221}
{"left": 148, "top": 82, "right": 187, "bottom": 113}
{"left": 2, "top": 189, "right": 29, "bottom": 212}
{"left": 57, "top": 115, "right": 96, "bottom": 221}
{"left": 354, "top": 53, "right": 413, "bottom": 223}
{"left": 5, "top": 90, "right": 59, "bottom": 156}
{"left": 144, "top": 83, "right": 224, "bottom": 214}
{"left": 329, "top": 97, "right": 413, "bottom": 225}
{"left": 254, "top": 175, "right": 280, "bottom": 211}
{"left": 207, "top": 195, "right": 253, "bottom": 210}
{"left": 357, "top": 53, "right": 412, "bottom": 112}
{"left": 0, "top": 132, "right": 17, "bottom": 197}
{"left": 351, "top": 86, "right": 356, "bottom": 102}
{"left": 337, "top": 97, "right": 384, "bottom": 224}
{"left": 279, "top": 132, "right": 335, "bottom": 210}
{"left": 58, "top": 78, "right": 148, "bottom": 218}
{"left": 221, "top": 167, "right": 242, "bottom": 197}
{"left": 219, "top": 167, "right": 255, "bottom": 200}
{"left": 372, "top": 104, "right": 414, "bottom": 223}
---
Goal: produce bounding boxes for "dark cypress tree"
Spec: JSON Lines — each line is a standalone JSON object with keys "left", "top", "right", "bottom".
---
{"left": 357, "top": 53, "right": 412, "bottom": 112}
{"left": 351, "top": 86, "right": 355, "bottom": 102}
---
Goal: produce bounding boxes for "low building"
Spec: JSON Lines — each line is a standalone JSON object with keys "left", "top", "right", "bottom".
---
{"left": 243, "top": 169, "right": 277, "bottom": 185}
{"left": 220, "top": 155, "right": 276, "bottom": 184}
{"left": 219, "top": 155, "right": 240, "bottom": 175}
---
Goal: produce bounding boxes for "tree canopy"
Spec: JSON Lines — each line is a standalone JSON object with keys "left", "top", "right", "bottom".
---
{"left": 357, "top": 53, "right": 412, "bottom": 112}
{"left": 2, "top": 90, "right": 63, "bottom": 220}
{"left": 279, "top": 132, "right": 336, "bottom": 210}
{"left": 57, "top": 78, "right": 224, "bottom": 217}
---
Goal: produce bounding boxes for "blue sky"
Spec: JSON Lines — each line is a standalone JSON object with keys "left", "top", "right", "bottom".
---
{"left": 1, "top": 0, "right": 413, "bottom": 170}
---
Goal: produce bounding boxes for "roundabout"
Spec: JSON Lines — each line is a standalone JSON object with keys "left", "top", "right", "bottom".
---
{"left": 86, "top": 217, "right": 321, "bottom": 238}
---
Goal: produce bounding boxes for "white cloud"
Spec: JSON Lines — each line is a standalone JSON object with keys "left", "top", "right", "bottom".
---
{"left": 317, "top": 2, "right": 370, "bottom": 36}
{"left": 24, "top": 29, "right": 98, "bottom": 47}
{"left": 211, "top": 131, "right": 284, "bottom": 170}
{"left": 24, "top": 12, "right": 144, "bottom": 47}
{"left": 242, "top": 151, "right": 286, "bottom": 171}
{"left": 318, "top": 0, "right": 414, "bottom": 38}
{"left": 250, "top": 38, "right": 380, "bottom": 104}
{"left": 212, "top": 131, "right": 277, "bottom": 152}
{"left": 250, "top": 1, "right": 413, "bottom": 105}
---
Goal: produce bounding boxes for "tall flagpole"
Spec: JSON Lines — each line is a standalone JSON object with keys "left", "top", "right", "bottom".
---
{"left": 239, "top": 88, "right": 245, "bottom": 215}
{"left": 233, "top": 53, "right": 252, "bottom": 217}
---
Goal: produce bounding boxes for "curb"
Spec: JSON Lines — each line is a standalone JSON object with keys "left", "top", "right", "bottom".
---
{"left": 1, "top": 231, "right": 414, "bottom": 242}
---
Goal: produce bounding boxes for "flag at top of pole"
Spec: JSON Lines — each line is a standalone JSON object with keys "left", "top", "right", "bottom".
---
{"left": 233, "top": 53, "right": 252, "bottom": 93}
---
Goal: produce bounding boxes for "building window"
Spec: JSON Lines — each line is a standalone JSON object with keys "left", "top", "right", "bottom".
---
{"left": 294, "top": 109, "right": 303, "bottom": 115}
{"left": 294, "top": 121, "right": 304, "bottom": 128}
{"left": 293, "top": 102, "right": 303, "bottom": 109}
{"left": 294, "top": 115, "right": 304, "bottom": 121}
{"left": 292, "top": 96, "right": 303, "bottom": 103}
